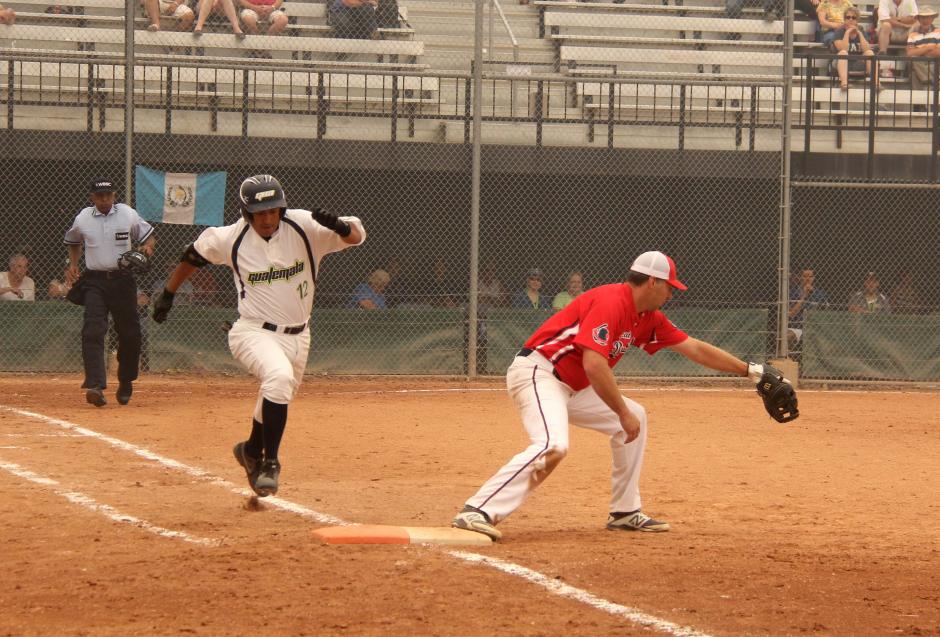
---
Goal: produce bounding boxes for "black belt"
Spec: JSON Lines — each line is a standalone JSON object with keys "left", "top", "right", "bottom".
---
{"left": 262, "top": 321, "right": 307, "bottom": 335}
{"left": 85, "top": 270, "right": 129, "bottom": 279}
{"left": 516, "top": 347, "right": 563, "bottom": 381}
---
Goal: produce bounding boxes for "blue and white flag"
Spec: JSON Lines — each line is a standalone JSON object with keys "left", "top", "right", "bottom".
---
{"left": 135, "top": 166, "right": 226, "bottom": 226}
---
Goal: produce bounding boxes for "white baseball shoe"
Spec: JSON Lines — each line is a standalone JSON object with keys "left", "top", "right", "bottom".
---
{"left": 452, "top": 505, "right": 502, "bottom": 541}
{"left": 606, "top": 510, "right": 670, "bottom": 533}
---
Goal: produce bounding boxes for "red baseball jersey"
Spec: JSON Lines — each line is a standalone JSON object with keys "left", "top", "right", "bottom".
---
{"left": 523, "top": 283, "right": 688, "bottom": 390}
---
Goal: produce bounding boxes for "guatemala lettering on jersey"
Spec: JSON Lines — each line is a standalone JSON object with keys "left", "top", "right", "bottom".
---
{"left": 191, "top": 209, "right": 365, "bottom": 326}
{"left": 523, "top": 283, "right": 688, "bottom": 391}
{"left": 247, "top": 260, "right": 305, "bottom": 286}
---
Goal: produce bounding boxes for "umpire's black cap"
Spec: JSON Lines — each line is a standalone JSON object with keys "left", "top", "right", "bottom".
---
{"left": 90, "top": 178, "right": 117, "bottom": 193}
{"left": 239, "top": 174, "right": 287, "bottom": 214}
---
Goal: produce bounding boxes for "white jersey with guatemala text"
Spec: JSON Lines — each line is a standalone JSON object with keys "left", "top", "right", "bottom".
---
{"left": 193, "top": 209, "right": 365, "bottom": 325}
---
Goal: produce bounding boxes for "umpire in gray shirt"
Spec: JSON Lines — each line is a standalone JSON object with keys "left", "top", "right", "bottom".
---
{"left": 64, "top": 178, "right": 156, "bottom": 407}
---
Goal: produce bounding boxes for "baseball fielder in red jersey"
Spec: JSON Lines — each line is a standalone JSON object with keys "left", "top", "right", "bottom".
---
{"left": 453, "top": 251, "right": 776, "bottom": 540}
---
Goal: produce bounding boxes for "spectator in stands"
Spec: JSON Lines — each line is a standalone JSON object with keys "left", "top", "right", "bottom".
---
{"left": 788, "top": 267, "right": 829, "bottom": 350}
{"left": 0, "top": 4, "right": 15, "bottom": 24}
{"left": 238, "top": 0, "right": 288, "bottom": 35}
{"left": 848, "top": 271, "right": 891, "bottom": 313}
{"left": 830, "top": 8, "right": 881, "bottom": 91}
{"left": 552, "top": 270, "right": 584, "bottom": 310}
{"left": 725, "top": 0, "right": 783, "bottom": 23}
{"left": 906, "top": 6, "right": 940, "bottom": 88}
{"left": 511, "top": 268, "right": 551, "bottom": 310}
{"left": 347, "top": 269, "right": 391, "bottom": 310}
{"left": 190, "top": 267, "right": 219, "bottom": 305}
{"left": 0, "top": 254, "right": 35, "bottom": 301}
{"left": 818, "top": 0, "right": 856, "bottom": 47}
{"left": 424, "top": 257, "right": 460, "bottom": 308}
{"left": 194, "top": 0, "right": 245, "bottom": 37}
{"left": 331, "top": 0, "right": 378, "bottom": 39}
{"left": 890, "top": 269, "right": 923, "bottom": 313}
{"left": 478, "top": 263, "right": 507, "bottom": 309}
{"left": 142, "top": 0, "right": 195, "bottom": 31}
{"left": 877, "top": 0, "right": 919, "bottom": 54}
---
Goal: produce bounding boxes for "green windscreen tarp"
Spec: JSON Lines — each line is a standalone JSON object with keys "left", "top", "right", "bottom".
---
{"left": 801, "top": 309, "right": 940, "bottom": 381}
{"left": 2, "top": 302, "right": 769, "bottom": 377}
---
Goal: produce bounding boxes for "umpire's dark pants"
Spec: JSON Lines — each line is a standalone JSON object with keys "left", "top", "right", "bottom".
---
{"left": 81, "top": 272, "right": 141, "bottom": 390}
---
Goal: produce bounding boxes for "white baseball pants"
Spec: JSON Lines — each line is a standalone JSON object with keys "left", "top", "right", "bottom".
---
{"left": 227, "top": 318, "right": 310, "bottom": 421}
{"left": 466, "top": 351, "right": 648, "bottom": 524}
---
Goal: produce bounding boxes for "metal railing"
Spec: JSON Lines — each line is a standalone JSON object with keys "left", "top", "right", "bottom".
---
{"left": 488, "top": 0, "right": 519, "bottom": 64}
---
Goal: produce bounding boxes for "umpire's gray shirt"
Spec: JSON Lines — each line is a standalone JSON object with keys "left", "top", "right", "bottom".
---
{"left": 64, "top": 203, "right": 154, "bottom": 271}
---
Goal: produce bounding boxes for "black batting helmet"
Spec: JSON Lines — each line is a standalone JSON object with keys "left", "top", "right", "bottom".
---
{"left": 239, "top": 175, "right": 287, "bottom": 218}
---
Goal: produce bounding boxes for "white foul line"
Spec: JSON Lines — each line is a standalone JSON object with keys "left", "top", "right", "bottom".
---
{"left": 449, "top": 551, "right": 711, "bottom": 637}
{"left": 0, "top": 458, "right": 219, "bottom": 547}
{"left": 0, "top": 404, "right": 708, "bottom": 637}
{"left": 0, "top": 405, "right": 346, "bottom": 527}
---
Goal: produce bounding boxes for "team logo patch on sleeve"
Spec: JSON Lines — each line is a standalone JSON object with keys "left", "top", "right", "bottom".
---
{"left": 592, "top": 323, "right": 610, "bottom": 346}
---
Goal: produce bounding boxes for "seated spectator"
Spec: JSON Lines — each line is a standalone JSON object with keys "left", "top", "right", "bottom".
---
{"left": 347, "top": 269, "right": 390, "bottom": 310}
{"left": 331, "top": 0, "right": 377, "bottom": 39}
{"left": 552, "top": 270, "right": 584, "bottom": 310}
{"left": 906, "top": 6, "right": 940, "bottom": 88}
{"left": 511, "top": 268, "right": 551, "bottom": 310}
{"left": 0, "top": 4, "right": 15, "bottom": 24}
{"left": 848, "top": 271, "right": 891, "bottom": 313}
{"left": 0, "top": 253, "right": 35, "bottom": 301}
{"left": 788, "top": 267, "right": 829, "bottom": 349}
{"left": 142, "top": 0, "right": 195, "bottom": 31}
{"left": 478, "top": 263, "right": 507, "bottom": 309}
{"left": 877, "top": 0, "right": 918, "bottom": 54}
{"left": 424, "top": 257, "right": 460, "bottom": 308}
{"left": 194, "top": 0, "right": 245, "bottom": 36}
{"left": 830, "top": 8, "right": 880, "bottom": 91}
{"left": 190, "top": 267, "right": 220, "bottom": 305}
{"left": 889, "top": 270, "right": 923, "bottom": 313}
{"left": 238, "top": 0, "right": 287, "bottom": 35}
{"left": 818, "top": 0, "right": 856, "bottom": 47}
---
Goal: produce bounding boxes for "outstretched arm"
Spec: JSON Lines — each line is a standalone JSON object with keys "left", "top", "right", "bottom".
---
{"left": 669, "top": 337, "right": 748, "bottom": 376}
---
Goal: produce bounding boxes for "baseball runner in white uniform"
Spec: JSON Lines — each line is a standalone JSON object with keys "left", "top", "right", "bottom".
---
{"left": 152, "top": 175, "right": 365, "bottom": 496}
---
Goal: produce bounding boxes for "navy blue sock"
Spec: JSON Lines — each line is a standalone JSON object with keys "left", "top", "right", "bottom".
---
{"left": 245, "top": 419, "right": 264, "bottom": 458}
{"left": 261, "top": 399, "right": 287, "bottom": 460}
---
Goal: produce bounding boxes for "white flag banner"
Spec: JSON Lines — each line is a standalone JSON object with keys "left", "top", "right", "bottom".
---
{"left": 162, "top": 172, "right": 198, "bottom": 225}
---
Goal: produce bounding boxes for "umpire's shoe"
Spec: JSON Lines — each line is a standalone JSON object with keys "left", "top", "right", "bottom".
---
{"left": 606, "top": 510, "right": 670, "bottom": 533}
{"left": 233, "top": 442, "right": 263, "bottom": 495}
{"left": 116, "top": 381, "right": 133, "bottom": 405}
{"left": 254, "top": 459, "right": 281, "bottom": 497}
{"left": 452, "top": 505, "right": 502, "bottom": 541}
{"left": 85, "top": 388, "right": 106, "bottom": 408}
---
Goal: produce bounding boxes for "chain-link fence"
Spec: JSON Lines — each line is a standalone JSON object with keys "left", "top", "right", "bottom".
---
{"left": 0, "top": 0, "right": 937, "bottom": 382}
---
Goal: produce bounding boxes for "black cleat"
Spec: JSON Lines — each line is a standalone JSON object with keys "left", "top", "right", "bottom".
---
{"left": 116, "top": 382, "right": 133, "bottom": 405}
{"left": 233, "top": 442, "right": 263, "bottom": 495}
{"left": 85, "top": 388, "right": 106, "bottom": 407}
{"left": 253, "top": 459, "right": 281, "bottom": 497}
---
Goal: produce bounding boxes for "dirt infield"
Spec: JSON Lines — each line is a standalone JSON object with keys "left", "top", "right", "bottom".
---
{"left": 1, "top": 374, "right": 938, "bottom": 637}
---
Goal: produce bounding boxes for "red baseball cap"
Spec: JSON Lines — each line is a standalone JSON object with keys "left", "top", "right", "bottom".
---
{"left": 629, "top": 251, "right": 687, "bottom": 290}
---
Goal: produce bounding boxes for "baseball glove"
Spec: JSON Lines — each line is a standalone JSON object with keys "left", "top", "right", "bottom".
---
{"left": 755, "top": 363, "right": 799, "bottom": 423}
{"left": 117, "top": 250, "right": 150, "bottom": 274}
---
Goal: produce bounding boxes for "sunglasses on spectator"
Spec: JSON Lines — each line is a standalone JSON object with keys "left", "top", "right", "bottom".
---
{"left": 845, "top": 14, "right": 859, "bottom": 19}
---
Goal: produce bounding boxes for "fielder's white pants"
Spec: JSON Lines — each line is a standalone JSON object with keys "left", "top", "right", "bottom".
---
{"left": 466, "top": 351, "right": 648, "bottom": 524}
{"left": 227, "top": 318, "right": 311, "bottom": 421}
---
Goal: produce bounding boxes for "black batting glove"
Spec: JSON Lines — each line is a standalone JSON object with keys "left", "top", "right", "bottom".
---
{"left": 312, "top": 208, "right": 351, "bottom": 238}
{"left": 152, "top": 289, "right": 175, "bottom": 323}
